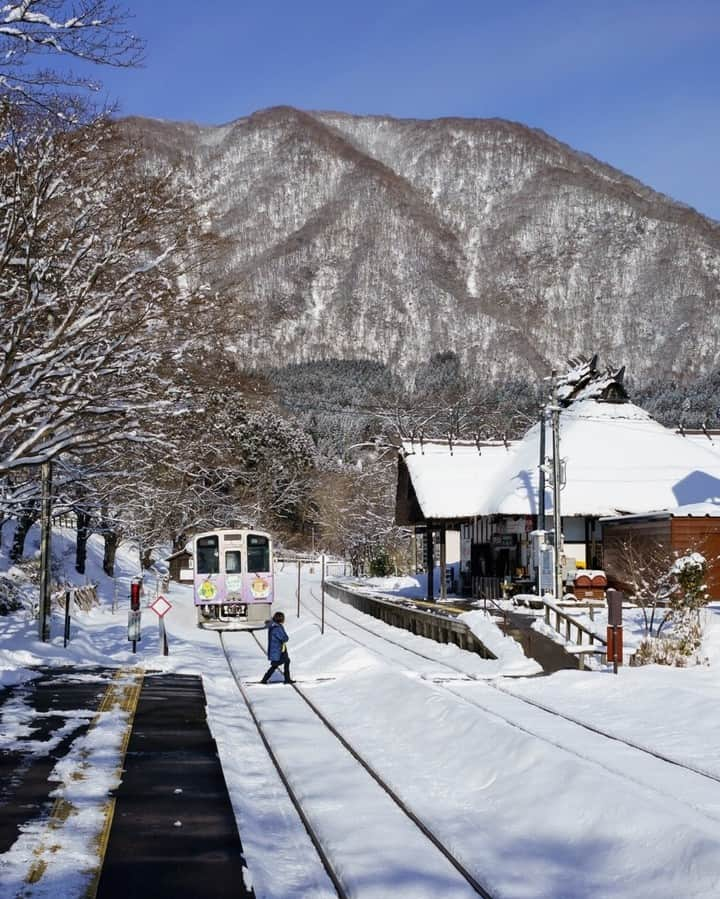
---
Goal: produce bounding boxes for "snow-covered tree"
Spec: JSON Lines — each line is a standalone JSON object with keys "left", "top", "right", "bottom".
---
{"left": 613, "top": 538, "right": 713, "bottom": 666}
{"left": 0, "top": 1, "right": 142, "bottom": 113}
{"left": 0, "top": 109, "right": 187, "bottom": 482}
{"left": 311, "top": 456, "right": 409, "bottom": 575}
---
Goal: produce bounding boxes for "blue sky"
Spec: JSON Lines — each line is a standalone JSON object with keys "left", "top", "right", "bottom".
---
{"left": 97, "top": 0, "right": 720, "bottom": 220}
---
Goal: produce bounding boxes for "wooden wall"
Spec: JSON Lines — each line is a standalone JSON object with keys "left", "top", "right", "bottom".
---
{"left": 671, "top": 518, "right": 720, "bottom": 599}
{"left": 603, "top": 517, "right": 720, "bottom": 600}
{"left": 602, "top": 518, "right": 672, "bottom": 593}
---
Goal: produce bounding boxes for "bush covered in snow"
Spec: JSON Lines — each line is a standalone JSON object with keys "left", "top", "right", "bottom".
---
{"left": 0, "top": 576, "right": 23, "bottom": 615}
{"left": 635, "top": 552, "right": 710, "bottom": 666}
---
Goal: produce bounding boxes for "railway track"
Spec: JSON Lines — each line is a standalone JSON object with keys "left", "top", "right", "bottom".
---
{"left": 302, "top": 587, "right": 720, "bottom": 818}
{"left": 219, "top": 630, "right": 495, "bottom": 899}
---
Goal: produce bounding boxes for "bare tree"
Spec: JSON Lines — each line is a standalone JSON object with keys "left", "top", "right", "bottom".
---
{"left": 0, "top": 1, "right": 142, "bottom": 112}
{"left": 311, "top": 457, "right": 408, "bottom": 574}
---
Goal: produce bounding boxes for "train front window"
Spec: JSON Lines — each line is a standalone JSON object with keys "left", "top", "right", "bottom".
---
{"left": 225, "top": 550, "right": 242, "bottom": 574}
{"left": 247, "top": 534, "right": 270, "bottom": 572}
{"left": 196, "top": 536, "right": 219, "bottom": 574}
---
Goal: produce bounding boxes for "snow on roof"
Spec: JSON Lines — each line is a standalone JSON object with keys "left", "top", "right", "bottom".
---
{"left": 482, "top": 399, "right": 720, "bottom": 518}
{"left": 401, "top": 440, "right": 514, "bottom": 519}
{"left": 602, "top": 501, "right": 720, "bottom": 522}
{"left": 679, "top": 431, "right": 720, "bottom": 455}
{"left": 670, "top": 502, "right": 720, "bottom": 516}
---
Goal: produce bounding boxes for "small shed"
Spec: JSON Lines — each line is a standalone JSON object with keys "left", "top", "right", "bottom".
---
{"left": 602, "top": 503, "right": 720, "bottom": 599}
{"left": 167, "top": 547, "right": 193, "bottom": 584}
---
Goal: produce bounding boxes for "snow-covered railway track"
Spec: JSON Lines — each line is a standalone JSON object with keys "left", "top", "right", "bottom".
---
{"left": 305, "top": 589, "right": 474, "bottom": 679}
{"left": 219, "top": 632, "right": 346, "bottom": 899}
{"left": 219, "top": 631, "right": 495, "bottom": 899}
{"left": 303, "top": 589, "right": 720, "bottom": 821}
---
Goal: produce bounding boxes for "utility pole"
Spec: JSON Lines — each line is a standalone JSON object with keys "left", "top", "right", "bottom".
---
{"left": 550, "top": 371, "right": 563, "bottom": 600}
{"left": 538, "top": 405, "right": 546, "bottom": 532}
{"left": 38, "top": 461, "right": 53, "bottom": 642}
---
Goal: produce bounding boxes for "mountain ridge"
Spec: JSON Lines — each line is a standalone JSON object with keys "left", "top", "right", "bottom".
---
{"left": 121, "top": 106, "right": 720, "bottom": 381}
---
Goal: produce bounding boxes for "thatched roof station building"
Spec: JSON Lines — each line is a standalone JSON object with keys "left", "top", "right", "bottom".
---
{"left": 396, "top": 358, "right": 720, "bottom": 599}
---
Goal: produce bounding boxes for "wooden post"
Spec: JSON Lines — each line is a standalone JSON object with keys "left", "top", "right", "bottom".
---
{"left": 63, "top": 588, "right": 72, "bottom": 647}
{"left": 439, "top": 524, "right": 447, "bottom": 601}
{"left": 38, "top": 461, "right": 53, "bottom": 642}
{"left": 425, "top": 525, "right": 434, "bottom": 602}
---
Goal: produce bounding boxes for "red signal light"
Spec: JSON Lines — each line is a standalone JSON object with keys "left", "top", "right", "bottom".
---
{"left": 130, "top": 579, "right": 141, "bottom": 611}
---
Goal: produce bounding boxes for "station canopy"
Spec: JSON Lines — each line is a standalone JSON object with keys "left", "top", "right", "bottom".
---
{"left": 397, "top": 439, "right": 514, "bottom": 523}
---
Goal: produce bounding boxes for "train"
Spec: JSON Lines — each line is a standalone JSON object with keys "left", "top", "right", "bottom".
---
{"left": 192, "top": 528, "right": 273, "bottom": 629}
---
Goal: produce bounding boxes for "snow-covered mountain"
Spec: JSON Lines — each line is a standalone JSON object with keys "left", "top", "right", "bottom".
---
{"left": 124, "top": 106, "right": 720, "bottom": 380}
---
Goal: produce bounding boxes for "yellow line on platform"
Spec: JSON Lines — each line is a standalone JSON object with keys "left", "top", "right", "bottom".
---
{"left": 84, "top": 667, "right": 143, "bottom": 899}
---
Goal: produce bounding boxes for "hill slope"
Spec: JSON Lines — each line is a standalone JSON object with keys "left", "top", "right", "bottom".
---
{"left": 124, "top": 107, "right": 720, "bottom": 381}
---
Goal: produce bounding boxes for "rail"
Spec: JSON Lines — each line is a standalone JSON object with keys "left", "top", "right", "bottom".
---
{"left": 222, "top": 631, "right": 495, "bottom": 899}
{"left": 220, "top": 633, "right": 347, "bottom": 898}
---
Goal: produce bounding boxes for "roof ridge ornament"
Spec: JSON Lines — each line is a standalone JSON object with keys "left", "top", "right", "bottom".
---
{"left": 556, "top": 354, "right": 629, "bottom": 406}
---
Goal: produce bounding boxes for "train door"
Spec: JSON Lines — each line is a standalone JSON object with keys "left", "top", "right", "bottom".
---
{"left": 244, "top": 533, "right": 273, "bottom": 626}
{"left": 222, "top": 532, "right": 244, "bottom": 603}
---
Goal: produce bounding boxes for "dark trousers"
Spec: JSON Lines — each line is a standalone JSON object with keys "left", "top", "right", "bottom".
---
{"left": 261, "top": 653, "right": 291, "bottom": 683}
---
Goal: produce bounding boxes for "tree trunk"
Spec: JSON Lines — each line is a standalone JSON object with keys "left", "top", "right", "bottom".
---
{"left": 75, "top": 509, "right": 91, "bottom": 575}
{"left": 103, "top": 531, "right": 120, "bottom": 577}
{"left": 10, "top": 512, "right": 37, "bottom": 562}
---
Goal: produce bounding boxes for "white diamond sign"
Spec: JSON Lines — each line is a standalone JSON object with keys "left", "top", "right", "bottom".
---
{"left": 150, "top": 595, "right": 172, "bottom": 618}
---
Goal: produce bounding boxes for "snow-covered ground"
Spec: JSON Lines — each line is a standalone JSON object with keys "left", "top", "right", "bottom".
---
{"left": 2, "top": 527, "right": 720, "bottom": 897}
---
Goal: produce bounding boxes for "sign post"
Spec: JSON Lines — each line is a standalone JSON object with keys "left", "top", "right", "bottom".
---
{"left": 63, "top": 588, "right": 73, "bottom": 647}
{"left": 149, "top": 595, "right": 172, "bottom": 656}
{"left": 606, "top": 588, "right": 624, "bottom": 674}
{"left": 297, "top": 560, "right": 301, "bottom": 618}
{"left": 321, "top": 553, "right": 326, "bottom": 635}
{"left": 129, "top": 577, "right": 142, "bottom": 653}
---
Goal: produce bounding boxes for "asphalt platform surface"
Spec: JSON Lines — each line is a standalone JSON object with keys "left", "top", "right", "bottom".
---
{"left": 96, "top": 673, "right": 254, "bottom": 899}
{"left": 0, "top": 667, "right": 113, "bottom": 853}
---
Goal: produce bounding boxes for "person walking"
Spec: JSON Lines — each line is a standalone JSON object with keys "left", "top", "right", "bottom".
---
{"left": 261, "top": 611, "right": 292, "bottom": 684}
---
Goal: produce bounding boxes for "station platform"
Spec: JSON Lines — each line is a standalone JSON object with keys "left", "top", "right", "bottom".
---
{"left": 96, "top": 673, "right": 254, "bottom": 899}
{"left": 0, "top": 669, "right": 253, "bottom": 898}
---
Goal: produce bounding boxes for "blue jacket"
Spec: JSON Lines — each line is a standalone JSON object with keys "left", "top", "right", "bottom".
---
{"left": 267, "top": 621, "right": 289, "bottom": 662}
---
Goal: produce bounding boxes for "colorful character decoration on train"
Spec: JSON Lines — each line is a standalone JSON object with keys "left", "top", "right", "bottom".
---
{"left": 198, "top": 577, "right": 218, "bottom": 600}
{"left": 251, "top": 575, "right": 270, "bottom": 599}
